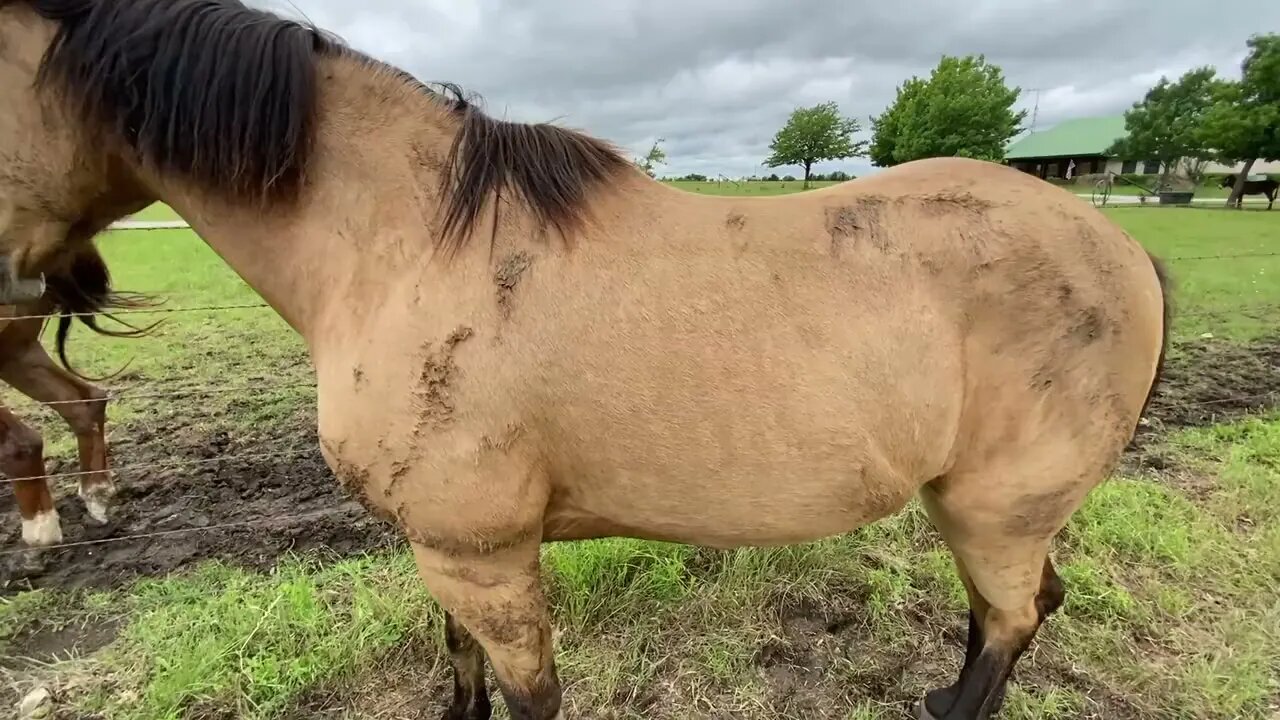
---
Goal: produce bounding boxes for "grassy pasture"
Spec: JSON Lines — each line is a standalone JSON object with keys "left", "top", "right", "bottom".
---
{"left": 2, "top": 190, "right": 1279, "bottom": 719}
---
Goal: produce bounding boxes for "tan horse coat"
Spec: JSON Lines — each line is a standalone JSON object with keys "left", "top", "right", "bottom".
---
{"left": 0, "top": 4, "right": 1165, "bottom": 717}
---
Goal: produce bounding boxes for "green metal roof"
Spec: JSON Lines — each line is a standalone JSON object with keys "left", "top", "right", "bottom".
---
{"left": 1004, "top": 116, "right": 1127, "bottom": 160}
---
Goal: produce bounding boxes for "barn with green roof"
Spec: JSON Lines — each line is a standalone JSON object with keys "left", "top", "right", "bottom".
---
{"left": 1003, "top": 116, "right": 1279, "bottom": 181}
{"left": 1003, "top": 116, "right": 1160, "bottom": 180}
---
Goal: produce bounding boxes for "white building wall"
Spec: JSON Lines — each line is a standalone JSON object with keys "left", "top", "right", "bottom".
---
{"left": 1203, "top": 159, "right": 1280, "bottom": 174}
{"left": 1105, "top": 158, "right": 1280, "bottom": 175}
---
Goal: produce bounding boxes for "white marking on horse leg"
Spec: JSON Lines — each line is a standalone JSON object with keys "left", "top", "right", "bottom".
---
{"left": 21, "top": 509, "right": 63, "bottom": 547}
{"left": 552, "top": 712, "right": 566, "bottom": 720}
{"left": 79, "top": 481, "right": 115, "bottom": 524}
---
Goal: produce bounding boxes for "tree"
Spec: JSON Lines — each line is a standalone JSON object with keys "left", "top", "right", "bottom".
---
{"left": 868, "top": 77, "right": 925, "bottom": 167}
{"left": 763, "top": 101, "right": 866, "bottom": 188}
{"left": 1199, "top": 34, "right": 1280, "bottom": 207}
{"left": 634, "top": 139, "right": 667, "bottom": 177}
{"left": 1107, "top": 67, "right": 1223, "bottom": 190}
{"left": 868, "top": 54, "right": 1025, "bottom": 166}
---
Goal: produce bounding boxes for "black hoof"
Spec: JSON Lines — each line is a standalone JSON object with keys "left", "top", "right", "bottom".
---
{"left": 922, "top": 684, "right": 958, "bottom": 718}
{"left": 919, "top": 684, "right": 1008, "bottom": 719}
{"left": 440, "top": 695, "right": 491, "bottom": 720}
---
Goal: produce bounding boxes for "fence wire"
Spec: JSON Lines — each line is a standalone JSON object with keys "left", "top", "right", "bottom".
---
{"left": 0, "top": 507, "right": 349, "bottom": 557}
{"left": 4, "top": 246, "right": 1280, "bottom": 557}
{"left": 25, "top": 382, "right": 315, "bottom": 408}
{"left": 0, "top": 449, "right": 315, "bottom": 485}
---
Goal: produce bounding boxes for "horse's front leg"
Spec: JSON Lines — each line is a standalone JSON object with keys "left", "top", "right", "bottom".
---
{"left": 0, "top": 403, "right": 61, "bottom": 546}
{"left": 369, "top": 432, "right": 562, "bottom": 720}
{"left": 0, "top": 341, "right": 114, "bottom": 524}
{"left": 412, "top": 538, "right": 561, "bottom": 720}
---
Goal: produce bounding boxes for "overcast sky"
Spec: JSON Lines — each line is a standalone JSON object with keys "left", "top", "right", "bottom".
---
{"left": 258, "top": 0, "right": 1280, "bottom": 179}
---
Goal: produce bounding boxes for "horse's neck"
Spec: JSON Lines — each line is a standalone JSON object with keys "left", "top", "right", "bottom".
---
{"left": 151, "top": 61, "right": 455, "bottom": 343}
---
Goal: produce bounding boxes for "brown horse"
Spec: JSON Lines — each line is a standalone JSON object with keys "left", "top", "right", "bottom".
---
{"left": 0, "top": 2, "right": 1168, "bottom": 718}
{"left": 1220, "top": 174, "right": 1277, "bottom": 209}
{"left": 1, "top": 243, "right": 154, "bottom": 546}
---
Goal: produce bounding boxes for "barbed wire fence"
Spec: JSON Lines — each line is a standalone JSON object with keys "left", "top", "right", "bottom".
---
{"left": 1, "top": 229, "right": 1278, "bottom": 557}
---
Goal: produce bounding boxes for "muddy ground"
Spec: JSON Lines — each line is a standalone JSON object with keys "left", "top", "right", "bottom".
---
{"left": 1, "top": 333, "right": 1277, "bottom": 717}
{"left": 0, "top": 414, "right": 402, "bottom": 594}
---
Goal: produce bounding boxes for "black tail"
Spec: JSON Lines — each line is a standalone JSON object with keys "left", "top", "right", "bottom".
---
{"left": 42, "top": 245, "right": 163, "bottom": 380}
{"left": 1137, "top": 251, "right": 1172, "bottom": 424}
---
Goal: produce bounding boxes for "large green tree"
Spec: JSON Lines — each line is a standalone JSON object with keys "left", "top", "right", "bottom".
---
{"left": 763, "top": 102, "right": 865, "bottom": 188}
{"left": 868, "top": 54, "right": 1025, "bottom": 166}
{"left": 1107, "top": 67, "right": 1223, "bottom": 190}
{"left": 1199, "top": 34, "right": 1280, "bottom": 207}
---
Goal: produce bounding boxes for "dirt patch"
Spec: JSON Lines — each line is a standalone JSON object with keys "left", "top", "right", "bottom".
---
{"left": 1145, "top": 333, "right": 1280, "bottom": 428}
{"left": 2, "top": 617, "right": 121, "bottom": 671}
{"left": 1124, "top": 333, "right": 1280, "bottom": 472}
{"left": 494, "top": 250, "right": 533, "bottom": 320}
{"left": 281, "top": 640, "right": 451, "bottom": 720}
{"left": 750, "top": 595, "right": 1147, "bottom": 719}
{"left": 412, "top": 326, "right": 474, "bottom": 433}
{"left": 0, "top": 411, "right": 402, "bottom": 595}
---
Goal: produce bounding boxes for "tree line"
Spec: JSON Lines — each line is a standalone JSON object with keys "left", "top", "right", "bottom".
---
{"left": 645, "top": 33, "right": 1278, "bottom": 205}
{"left": 1107, "top": 34, "right": 1279, "bottom": 206}
{"left": 767, "top": 53, "right": 1024, "bottom": 189}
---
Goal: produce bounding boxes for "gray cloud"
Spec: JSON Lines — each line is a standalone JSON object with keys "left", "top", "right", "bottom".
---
{"left": 259, "top": 0, "right": 1280, "bottom": 178}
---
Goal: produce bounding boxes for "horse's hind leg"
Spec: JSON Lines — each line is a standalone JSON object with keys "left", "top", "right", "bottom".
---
{"left": 915, "top": 465, "right": 1081, "bottom": 720}
{"left": 442, "top": 611, "right": 492, "bottom": 720}
{"left": 411, "top": 540, "right": 560, "bottom": 720}
{"left": 0, "top": 341, "right": 114, "bottom": 523}
{"left": 0, "top": 404, "right": 62, "bottom": 546}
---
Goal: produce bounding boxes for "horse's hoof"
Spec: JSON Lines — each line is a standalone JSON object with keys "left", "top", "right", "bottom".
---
{"left": 21, "top": 510, "right": 63, "bottom": 547}
{"left": 79, "top": 484, "right": 115, "bottom": 525}
{"left": 439, "top": 701, "right": 492, "bottom": 720}
{"left": 10, "top": 547, "right": 51, "bottom": 576}
{"left": 82, "top": 496, "right": 111, "bottom": 525}
{"left": 914, "top": 699, "right": 939, "bottom": 720}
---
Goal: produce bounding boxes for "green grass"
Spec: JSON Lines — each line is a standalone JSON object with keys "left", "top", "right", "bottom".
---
{"left": 3, "top": 186, "right": 1279, "bottom": 719}
{"left": 1099, "top": 208, "right": 1280, "bottom": 340}
{"left": 126, "top": 203, "right": 183, "bottom": 222}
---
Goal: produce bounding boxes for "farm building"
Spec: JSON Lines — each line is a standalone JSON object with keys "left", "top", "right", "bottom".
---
{"left": 1003, "top": 115, "right": 1280, "bottom": 180}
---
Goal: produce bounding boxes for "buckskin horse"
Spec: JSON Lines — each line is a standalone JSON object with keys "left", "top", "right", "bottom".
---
{"left": 0, "top": 1, "right": 1169, "bottom": 718}
{"left": 1, "top": 243, "right": 154, "bottom": 547}
{"left": 1220, "top": 173, "right": 1278, "bottom": 209}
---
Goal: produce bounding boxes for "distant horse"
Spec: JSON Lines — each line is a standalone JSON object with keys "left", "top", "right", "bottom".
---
{"left": 1220, "top": 173, "right": 1277, "bottom": 209}
{"left": 0, "top": 2, "right": 1168, "bottom": 719}
{"left": 1, "top": 244, "right": 155, "bottom": 546}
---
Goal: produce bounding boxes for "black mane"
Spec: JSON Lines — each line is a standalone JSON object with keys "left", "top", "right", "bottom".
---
{"left": 12, "top": 0, "right": 630, "bottom": 246}
{"left": 19, "top": 0, "right": 341, "bottom": 204}
{"left": 434, "top": 83, "right": 630, "bottom": 255}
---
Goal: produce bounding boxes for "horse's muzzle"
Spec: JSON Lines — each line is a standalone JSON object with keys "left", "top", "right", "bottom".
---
{"left": 0, "top": 254, "right": 46, "bottom": 305}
